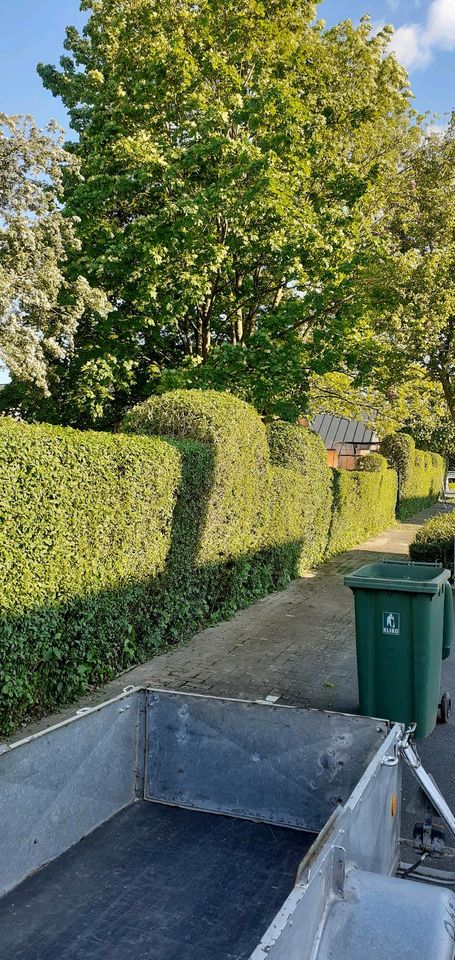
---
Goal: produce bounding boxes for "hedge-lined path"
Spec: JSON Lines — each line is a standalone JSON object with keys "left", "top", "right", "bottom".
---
{"left": 11, "top": 500, "right": 455, "bottom": 855}
{"left": 112, "top": 528, "right": 413, "bottom": 712}
{"left": 74, "top": 498, "right": 455, "bottom": 851}
{"left": 108, "top": 501, "right": 455, "bottom": 712}
{"left": 14, "top": 500, "right": 453, "bottom": 740}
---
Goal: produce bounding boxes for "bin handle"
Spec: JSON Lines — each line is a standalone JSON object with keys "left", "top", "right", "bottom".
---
{"left": 443, "top": 580, "right": 453, "bottom": 660}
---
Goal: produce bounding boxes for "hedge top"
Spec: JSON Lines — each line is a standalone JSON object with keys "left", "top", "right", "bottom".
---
{"left": 410, "top": 511, "right": 455, "bottom": 575}
{"left": 357, "top": 452, "right": 388, "bottom": 472}
{"left": 123, "top": 390, "right": 270, "bottom": 563}
{"left": 380, "top": 433, "right": 415, "bottom": 481}
{"left": 266, "top": 419, "right": 329, "bottom": 478}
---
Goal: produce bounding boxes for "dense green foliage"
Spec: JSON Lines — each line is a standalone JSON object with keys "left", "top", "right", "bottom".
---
{"left": 0, "top": 5, "right": 451, "bottom": 453}
{"left": 410, "top": 512, "right": 455, "bottom": 576}
{"left": 412, "top": 418, "right": 455, "bottom": 471}
{"left": 328, "top": 465, "right": 397, "bottom": 556}
{"left": 370, "top": 121, "right": 455, "bottom": 429}
{"left": 0, "top": 390, "right": 405, "bottom": 732}
{"left": 124, "top": 390, "right": 270, "bottom": 564}
{"left": 20, "top": 1, "right": 417, "bottom": 427}
{"left": 0, "top": 418, "right": 183, "bottom": 730}
{"left": 307, "top": 370, "right": 449, "bottom": 441}
{"left": 266, "top": 420, "right": 332, "bottom": 566}
{"left": 357, "top": 453, "right": 387, "bottom": 473}
{"left": 380, "top": 433, "right": 445, "bottom": 519}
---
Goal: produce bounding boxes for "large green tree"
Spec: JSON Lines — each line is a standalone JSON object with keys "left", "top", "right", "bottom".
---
{"left": 35, "top": 1, "right": 418, "bottom": 426}
{"left": 306, "top": 370, "right": 449, "bottom": 437}
{"left": 0, "top": 113, "right": 107, "bottom": 399}
{"left": 370, "top": 120, "right": 455, "bottom": 426}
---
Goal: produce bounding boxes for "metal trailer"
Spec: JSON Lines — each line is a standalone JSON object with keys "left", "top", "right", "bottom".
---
{"left": 1, "top": 687, "right": 455, "bottom": 960}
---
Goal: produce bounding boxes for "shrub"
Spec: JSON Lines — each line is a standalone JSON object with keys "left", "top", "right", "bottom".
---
{"left": 380, "top": 433, "right": 445, "bottom": 519}
{"left": 267, "top": 421, "right": 333, "bottom": 567}
{"left": 123, "top": 390, "right": 270, "bottom": 564}
{"left": 328, "top": 462, "right": 397, "bottom": 556}
{"left": 409, "top": 512, "right": 455, "bottom": 575}
{"left": 380, "top": 434, "right": 414, "bottom": 480}
{"left": 0, "top": 418, "right": 184, "bottom": 731}
{"left": 0, "top": 397, "right": 293, "bottom": 733}
{"left": 357, "top": 452, "right": 387, "bottom": 472}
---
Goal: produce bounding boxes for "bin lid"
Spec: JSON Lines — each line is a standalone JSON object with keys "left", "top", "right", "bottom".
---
{"left": 344, "top": 559, "right": 451, "bottom": 594}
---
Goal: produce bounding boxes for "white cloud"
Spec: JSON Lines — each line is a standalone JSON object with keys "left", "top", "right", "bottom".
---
{"left": 389, "top": 23, "right": 431, "bottom": 67}
{"left": 388, "top": 0, "right": 455, "bottom": 69}
{"left": 427, "top": 0, "right": 455, "bottom": 48}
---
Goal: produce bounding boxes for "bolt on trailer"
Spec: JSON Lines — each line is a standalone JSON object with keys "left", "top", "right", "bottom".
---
{"left": 1, "top": 687, "right": 455, "bottom": 960}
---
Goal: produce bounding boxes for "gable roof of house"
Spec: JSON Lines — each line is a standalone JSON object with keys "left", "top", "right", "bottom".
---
{"left": 311, "top": 413, "right": 379, "bottom": 450}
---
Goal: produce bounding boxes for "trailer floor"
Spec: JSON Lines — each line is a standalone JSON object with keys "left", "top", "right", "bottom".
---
{"left": 0, "top": 800, "right": 314, "bottom": 960}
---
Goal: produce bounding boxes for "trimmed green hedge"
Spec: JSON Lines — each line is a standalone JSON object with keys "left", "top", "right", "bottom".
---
{"left": 123, "top": 390, "right": 270, "bottom": 564}
{"left": 0, "top": 419, "right": 183, "bottom": 730}
{"left": 0, "top": 390, "right": 435, "bottom": 733}
{"left": 126, "top": 397, "right": 397, "bottom": 566}
{"left": 357, "top": 452, "right": 387, "bottom": 473}
{"left": 328, "top": 462, "right": 397, "bottom": 556}
{"left": 380, "top": 433, "right": 445, "bottom": 519}
{"left": 266, "top": 427, "right": 396, "bottom": 565}
{"left": 266, "top": 421, "right": 332, "bottom": 568}
{"left": 409, "top": 512, "right": 455, "bottom": 575}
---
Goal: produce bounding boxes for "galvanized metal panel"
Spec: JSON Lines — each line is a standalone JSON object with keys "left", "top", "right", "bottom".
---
{"left": 0, "top": 691, "right": 142, "bottom": 897}
{"left": 145, "top": 691, "right": 388, "bottom": 831}
{"left": 340, "top": 726, "right": 402, "bottom": 876}
{"left": 250, "top": 726, "right": 403, "bottom": 960}
{"left": 316, "top": 868, "right": 455, "bottom": 960}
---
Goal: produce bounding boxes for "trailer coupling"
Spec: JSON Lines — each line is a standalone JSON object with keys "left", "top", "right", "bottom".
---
{"left": 390, "top": 725, "right": 455, "bottom": 888}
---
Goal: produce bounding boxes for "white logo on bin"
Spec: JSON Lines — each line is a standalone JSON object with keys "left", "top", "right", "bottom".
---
{"left": 383, "top": 612, "right": 400, "bottom": 636}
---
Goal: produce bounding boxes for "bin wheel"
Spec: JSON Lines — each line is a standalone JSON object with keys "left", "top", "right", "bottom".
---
{"left": 438, "top": 693, "right": 451, "bottom": 724}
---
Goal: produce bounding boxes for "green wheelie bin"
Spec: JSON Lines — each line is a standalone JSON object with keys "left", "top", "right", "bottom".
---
{"left": 344, "top": 560, "right": 454, "bottom": 739}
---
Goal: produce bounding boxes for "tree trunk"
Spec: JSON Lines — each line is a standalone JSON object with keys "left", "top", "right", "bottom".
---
{"left": 234, "top": 310, "right": 243, "bottom": 344}
{"left": 440, "top": 369, "right": 455, "bottom": 423}
{"left": 201, "top": 314, "right": 210, "bottom": 361}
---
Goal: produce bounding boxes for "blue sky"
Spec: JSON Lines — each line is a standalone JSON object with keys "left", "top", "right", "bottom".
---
{"left": 0, "top": 0, "right": 454, "bottom": 382}
{"left": 1, "top": 0, "right": 453, "bottom": 129}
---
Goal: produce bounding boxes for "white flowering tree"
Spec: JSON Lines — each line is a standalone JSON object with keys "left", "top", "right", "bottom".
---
{"left": 0, "top": 113, "right": 107, "bottom": 394}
